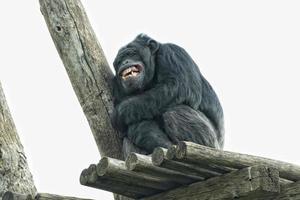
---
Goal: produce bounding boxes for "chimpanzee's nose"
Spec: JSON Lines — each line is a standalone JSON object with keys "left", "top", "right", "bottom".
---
{"left": 122, "top": 60, "right": 129, "bottom": 65}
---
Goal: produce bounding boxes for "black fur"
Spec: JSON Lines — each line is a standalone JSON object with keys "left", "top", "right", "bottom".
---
{"left": 112, "top": 34, "right": 224, "bottom": 154}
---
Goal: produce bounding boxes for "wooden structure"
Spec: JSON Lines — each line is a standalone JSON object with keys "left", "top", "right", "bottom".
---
{"left": 2, "top": 0, "right": 300, "bottom": 200}
{"left": 2, "top": 192, "right": 93, "bottom": 200}
{"left": 37, "top": 1, "right": 300, "bottom": 199}
{"left": 80, "top": 141, "right": 300, "bottom": 200}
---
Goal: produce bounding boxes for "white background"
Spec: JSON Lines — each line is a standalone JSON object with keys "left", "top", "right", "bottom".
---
{"left": 1, "top": 1, "right": 300, "bottom": 199}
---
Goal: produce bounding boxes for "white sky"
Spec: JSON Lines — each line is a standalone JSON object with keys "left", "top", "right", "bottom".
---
{"left": 1, "top": 1, "right": 300, "bottom": 199}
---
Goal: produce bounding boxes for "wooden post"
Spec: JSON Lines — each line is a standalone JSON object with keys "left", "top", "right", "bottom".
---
{"left": 39, "top": 2, "right": 139, "bottom": 198}
{"left": 39, "top": 0, "right": 124, "bottom": 159}
{"left": 0, "top": 82, "right": 37, "bottom": 196}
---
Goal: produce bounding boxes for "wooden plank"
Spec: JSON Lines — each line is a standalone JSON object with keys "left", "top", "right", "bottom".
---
{"left": 175, "top": 141, "right": 300, "bottom": 181}
{"left": 141, "top": 165, "right": 280, "bottom": 200}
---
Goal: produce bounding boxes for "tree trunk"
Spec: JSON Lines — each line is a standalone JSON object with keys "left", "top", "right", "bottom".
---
{"left": 39, "top": 0, "right": 140, "bottom": 199}
{"left": 38, "top": 0, "right": 123, "bottom": 159}
{"left": 39, "top": 0, "right": 125, "bottom": 160}
{"left": 0, "top": 82, "right": 37, "bottom": 196}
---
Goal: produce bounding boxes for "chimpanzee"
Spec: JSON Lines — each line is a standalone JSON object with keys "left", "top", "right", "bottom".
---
{"left": 111, "top": 34, "right": 224, "bottom": 155}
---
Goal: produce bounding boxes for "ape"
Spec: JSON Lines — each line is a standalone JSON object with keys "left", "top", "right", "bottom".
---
{"left": 112, "top": 34, "right": 224, "bottom": 155}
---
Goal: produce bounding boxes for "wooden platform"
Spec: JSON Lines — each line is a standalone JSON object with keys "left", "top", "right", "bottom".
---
{"left": 80, "top": 141, "right": 300, "bottom": 200}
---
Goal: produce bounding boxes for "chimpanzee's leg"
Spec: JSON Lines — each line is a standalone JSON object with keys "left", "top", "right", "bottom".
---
{"left": 127, "top": 120, "right": 173, "bottom": 154}
{"left": 162, "top": 105, "right": 222, "bottom": 149}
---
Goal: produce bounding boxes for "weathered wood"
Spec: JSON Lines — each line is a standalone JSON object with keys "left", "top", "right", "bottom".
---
{"left": 2, "top": 192, "right": 94, "bottom": 200}
{"left": 2, "top": 189, "right": 100, "bottom": 200}
{"left": 165, "top": 145, "right": 177, "bottom": 160}
{"left": 39, "top": 0, "right": 124, "bottom": 160}
{"left": 80, "top": 164, "right": 158, "bottom": 199}
{"left": 79, "top": 168, "right": 89, "bottom": 186}
{"left": 167, "top": 144, "right": 293, "bottom": 186}
{"left": 275, "top": 181, "right": 300, "bottom": 199}
{"left": 36, "top": 193, "right": 94, "bottom": 200}
{"left": 176, "top": 141, "right": 300, "bottom": 181}
{"left": 152, "top": 147, "right": 221, "bottom": 179}
{"left": 125, "top": 153, "right": 203, "bottom": 185}
{"left": 0, "top": 82, "right": 37, "bottom": 196}
{"left": 141, "top": 165, "right": 280, "bottom": 200}
{"left": 168, "top": 145, "right": 234, "bottom": 174}
{"left": 39, "top": 2, "right": 137, "bottom": 199}
{"left": 2, "top": 192, "right": 33, "bottom": 200}
{"left": 96, "top": 157, "right": 179, "bottom": 191}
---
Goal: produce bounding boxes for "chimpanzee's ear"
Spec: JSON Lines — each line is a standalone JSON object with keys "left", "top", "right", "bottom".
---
{"left": 147, "top": 39, "right": 160, "bottom": 54}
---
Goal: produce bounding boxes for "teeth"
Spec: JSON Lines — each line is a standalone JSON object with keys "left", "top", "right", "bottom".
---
{"left": 122, "top": 68, "right": 133, "bottom": 76}
{"left": 121, "top": 66, "right": 139, "bottom": 79}
{"left": 132, "top": 72, "right": 138, "bottom": 76}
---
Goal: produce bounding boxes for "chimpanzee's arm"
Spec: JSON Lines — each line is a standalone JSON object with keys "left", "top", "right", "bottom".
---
{"left": 113, "top": 78, "right": 181, "bottom": 129}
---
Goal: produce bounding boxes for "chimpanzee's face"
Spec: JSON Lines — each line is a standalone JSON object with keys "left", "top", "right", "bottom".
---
{"left": 113, "top": 36, "right": 158, "bottom": 94}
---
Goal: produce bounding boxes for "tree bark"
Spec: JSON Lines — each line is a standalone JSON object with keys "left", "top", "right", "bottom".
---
{"left": 39, "top": 1, "right": 140, "bottom": 199}
{"left": 0, "top": 82, "right": 37, "bottom": 196}
{"left": 39, "top": 0, "right": 124, "bottom": 160}
{"left": 275, "top": 181, "right": 300, "bottom": 200}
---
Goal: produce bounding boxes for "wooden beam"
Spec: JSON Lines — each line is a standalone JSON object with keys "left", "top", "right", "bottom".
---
{"left": 125, "top": 153, "right": 203, "bottom": 185}
{"left": 80, "top": 163, "right": 159, "bottom": 199}
{"left": 39, "top": 0, "right": 124, "bottom": 159}
{"left": 166, "top": 145, "right": 234, "bottom": 174}
{"left": 175, "top": 141, "right": 300, "bottom": 181}
{"left": 0, "top": 82, "right": 37, "bottom": 196}
{"left": 141, "top": 165, "right": 280, "bottom": 200}
{"left": 2, "top": 192, "right": 94, "bottom": 200}
{"left": 2, "top": 192, "right": 33, "bottom": 200}
{"left": 274, "top": 181, "right": 300, "bottom": 200}
{"left": 36, "top": 193, "right": 94, "bottom": 200}
{"left": 152, "top": 147, "right": 223, "bottom": 179}
{"left": 97, "top": 157, "right": 179, "bottom": 191}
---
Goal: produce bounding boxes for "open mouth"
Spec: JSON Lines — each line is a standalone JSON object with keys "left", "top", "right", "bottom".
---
{"left": 120, "top": 65, "right": 141, "bottom": 80}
